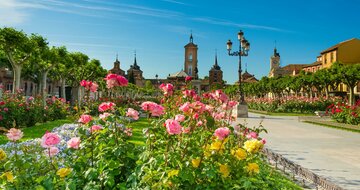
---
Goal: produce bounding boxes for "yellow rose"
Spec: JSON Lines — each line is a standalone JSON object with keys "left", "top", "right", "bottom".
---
{"left": 231, "top": 148, "right": 247, "bottom": 160}
{"left": 0, "top": 149, "right": 6, "bottom": 161}
{"left": 56, "top": 168, "right": 72, "bottom": 178}
{"left": 1, "top": 172, "right": 14, "bottom": 183}
{"left": 210, "top": 141, "right": 225, "bottom": 151}
{"left": 168, "top": 170, "right": 179, "bottom": 178}
{"left": 246, "top": 163, "right": 260, "bottom": 174}
{"left": 219, "top": 164, "right": 230, "bottom": 177}
{"left": 191, "top": 158, "right": 201, "bottom": 168}
{"left": 243, "top": 139, "right": 263, "bottom": 154}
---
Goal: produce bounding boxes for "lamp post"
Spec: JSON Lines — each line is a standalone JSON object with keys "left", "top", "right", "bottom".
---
{"left": 226, "top": 30, "right": 250, "bottom": 117}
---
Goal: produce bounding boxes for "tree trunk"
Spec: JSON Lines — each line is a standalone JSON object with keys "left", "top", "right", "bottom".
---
{"left": 13, "top": 65, "right": 22, "bottom": 93}
{"left": 42, "top": 71, "right": 49, "bottom": 107}
{"left": 349, "top": 86, "right": 355, "bottom": 106}
{"left": 61, "top": 77, "right": 66, "bottom": 100}
{"left": 325, "top": 86, "right": 329, "bottom": 99}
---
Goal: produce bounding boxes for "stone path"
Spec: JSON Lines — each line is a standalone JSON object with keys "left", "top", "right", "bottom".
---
{"left": 236, "top": 113, "right": 360, "bottom": 190}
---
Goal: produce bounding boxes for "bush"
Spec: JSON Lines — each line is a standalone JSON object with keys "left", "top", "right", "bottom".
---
{"left": 0, "top": 90, "right": 70, "bottom": 128}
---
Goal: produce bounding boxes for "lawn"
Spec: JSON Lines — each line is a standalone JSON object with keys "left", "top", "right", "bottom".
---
{"left": 128, "top": 118, "right": 149, "bottom": 146}
{"left": 0, "top": 119, "right": 73, "bottom": 145}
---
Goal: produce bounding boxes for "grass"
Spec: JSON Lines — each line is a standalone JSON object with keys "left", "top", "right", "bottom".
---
{"left": 249, "top": 109, "right": 314, "bottom": 116}
{"left": 128, "top": 118, "right": 149, "bottom": 146}
{"left": 303, "top": 121, "right": 360, "bottom": 133}
{"left": 0, "top": 118, "right": 73, "bottom": 145}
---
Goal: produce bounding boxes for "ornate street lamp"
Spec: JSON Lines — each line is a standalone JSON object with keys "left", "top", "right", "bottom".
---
{"left": 226, "top": 30, "right": 250, "bottom": 117}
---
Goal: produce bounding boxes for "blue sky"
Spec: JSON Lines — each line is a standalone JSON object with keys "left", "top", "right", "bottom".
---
{"left": 1, "top": 0, "right": 360, "bottom": 84}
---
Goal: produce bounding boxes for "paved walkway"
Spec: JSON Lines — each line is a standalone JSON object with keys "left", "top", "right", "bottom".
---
{"left": 236, "top": 113, "right": 360, "bottom": 190}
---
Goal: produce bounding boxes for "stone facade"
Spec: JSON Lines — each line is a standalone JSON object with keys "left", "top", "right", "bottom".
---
{"left": 209, "top": 55, "right": 223, "bottom": 88}
{"left": 184, "top": 34, "right": 198, "bottom": 79}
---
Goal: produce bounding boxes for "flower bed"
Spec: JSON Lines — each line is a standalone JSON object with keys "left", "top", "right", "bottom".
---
{"left": 327, "top": 100, "right": 360, "bottom": 125}
{"left": 0, "top": 90, "right": 70, "bottom": 129}
{"left": 0, "top": 75, "right": 301, "bottom": 189}
{"left": 247, "top": 96, "right": 340, "bottom": 114}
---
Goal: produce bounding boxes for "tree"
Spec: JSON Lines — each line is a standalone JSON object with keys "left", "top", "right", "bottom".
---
{"left": 333, "top": 63, "right": 360, "bottom": 105}
{"left": 0, "top": 27, "right": 35, "bottom": 92}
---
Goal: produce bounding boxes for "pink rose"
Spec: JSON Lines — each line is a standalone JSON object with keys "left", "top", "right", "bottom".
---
{"left": 41, "top": 132, "right": 61, "bottom": 148}
{"left": 105, "top": 74, "right": 128, "bottom": 88}
{"left": 159, "top": 83, "right": 174, "bottom": 96}
{"left": 212, "top": 112, "right": 225, "bottom": 120}
{"left": 99, "top": 112, "right": 111, "bottom": 120}
{"left": 6, "top": 128, "right": 23, "bottom": 141}
{"left": 210, "top": 90, "right": 228, "bottom": 103}
{"left": 214, "top": 127, "right": 231, "bottom": 140}
{"left": 165, "top": 119, "right": 182, "bottom": 135}
{"left": 78, "top": 114, "right": 93, "bottom": 124}
{"left": 126, "top": 108, "right": 139, "bottom": 120}
{"left": 91, "top": 125, "right": 103, "bottom": 133}
{"left": 98, "top": 102, "right": 116, "bottom": 112}
{"left": 89, "top": 82, "right": 98, "bottom": 92}
{"left": 182, "top": 89, "right": 196, "bottom": 98}
{"left": 179, "top": 102, "right": 190, "bottom": 113}
{"left": 261, "top": 138, "right": 267, "bottom": 144}
{"left": 67, "top": 137, "right": 81, "bottom": 149}
{"left": 151, "top": 104, "right": 165, "bottom": 116}
{"left": 141, "top": 101, "right": 164, "bottom": 116}
{"left": 3, "top": 108, "right": 8, "bottom": 112}
{"left": 185, "top": 76, "right": 192, "bottom": 82}
{"left": 44, "top": 146, "right": 59, "bottom": 157}
{"left": 246, "top": 132, "right": 258, "bottom": 139}
{"left": 117, "top": 75, "right": 128, "bottom": 86}
{"left": 175, "top": 114, "right": 185, "bottom": 122}
{"left": 80, "top": 80, "right": 87, "bottom": 87}
{"left": 196, "top": 120, "right": 203, "bottom": 126}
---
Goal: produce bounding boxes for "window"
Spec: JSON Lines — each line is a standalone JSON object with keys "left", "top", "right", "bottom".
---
{"left": 188, "top": 53, "right": 193, "bottom": 61}
{"left": 188, "top": 65, "right": 192, "bottom": 76}
{"left": 6, "top": 83, "right": 13, "bottom": 91}
{"left": 330, "top": 52, "right": 333, "bottom": 63}
{"left": 324, "top": 55, "right": 327, "bottom": 64}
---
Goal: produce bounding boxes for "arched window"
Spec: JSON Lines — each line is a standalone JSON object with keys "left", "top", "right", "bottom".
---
{"left": 188, "top": 65, "right": 192, "bottom": 76}
{"left": 188, "top": 53, "right": 193, "bottom": 61}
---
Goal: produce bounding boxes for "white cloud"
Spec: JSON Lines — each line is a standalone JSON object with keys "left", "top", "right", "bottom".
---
{"left": 192, "top": 17, "right": 289, "bottom": 32}
{"left": 0, "top": 0, "right": 28, "bottom": 25}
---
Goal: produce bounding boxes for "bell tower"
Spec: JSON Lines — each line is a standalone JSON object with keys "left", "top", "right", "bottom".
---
{"left": 184, "top": 33, "right": 198, "bottom": 78}
{"left": 270, "top": 48, "right": 280, "bottom": 70}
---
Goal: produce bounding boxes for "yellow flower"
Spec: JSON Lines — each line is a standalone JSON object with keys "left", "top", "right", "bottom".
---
{"left": 243, "top": 139, "right": 263, "bottom": 154}
{"left": 246, "top": 163, "right": 260, "bottom": 175}
{"left": 0, "top": 149, "right": 6, "bottom": 161}
{"left": 56, "top": 168, "right": 72, "bottom": 178}
{"left": 168, "top": 170, "right": 179, "bottom": 178}
{"left": 1, "top": 172, "right": 14, "bottom": 183}
{"left": 210, "top": 141, "right": 225, "bottom": 151}
{"left": 192, "top": 158, "right": 201, "bottom": 168}
{"left": 219, "top": 164, "right": 230, "bottom": 177}
{"left": 231, "top": 148, "right": 247, "bottom": 160}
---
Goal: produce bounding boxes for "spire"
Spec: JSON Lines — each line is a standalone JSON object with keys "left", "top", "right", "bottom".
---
{"left": 245, "top": 62, "right": 247, "bottom": 72}
{"left": 190, "top": 30, "right": 193, "bottom": 43}
{"left": 134, "top": 50, "right": 137, "bottom": 66}
{"left": 132, "top": 50, "right": 140, "bottom": 70}
{"left": 116, "top": 53, "right": 118, "bottom": 61}
{"left": 214, "top": 49, "right": 218, "bottom": 66}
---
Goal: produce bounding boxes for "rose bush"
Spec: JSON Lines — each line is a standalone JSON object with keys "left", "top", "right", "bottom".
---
{"left": 0, "top": 76, "right": 301, "bottom": 189}
{"left": 247, "top": 96, "right": 341, "bottom": 114}
{"left": 0, "top": 90, "right": 70, "bottom": 128}
{"left": 327, "top": 100, "right": 360, "bottom": 125}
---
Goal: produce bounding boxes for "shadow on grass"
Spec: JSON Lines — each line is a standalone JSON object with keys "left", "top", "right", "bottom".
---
{"left": 0, "top": 118, "right": 73, "bottom": 145}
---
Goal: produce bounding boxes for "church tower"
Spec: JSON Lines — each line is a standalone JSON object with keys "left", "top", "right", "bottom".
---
{"left": 184, "top": 33, "right": 198, "bottom": 79}
{"left": 270, "top": 48, "right": 280, "bottom": 70}
{"left": 209, "top": 53, "right": 223, "bottom": 88}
